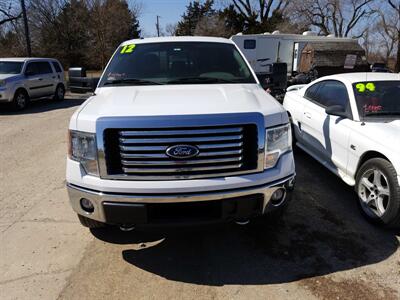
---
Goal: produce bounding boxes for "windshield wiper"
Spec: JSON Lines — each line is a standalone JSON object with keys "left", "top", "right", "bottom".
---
{"left": 364, "top": 111, "right": 400, "bottom": 116}
{"left": 103, "top": 78, "right": 163, "bottom": 86}
{"left": 167, "top": 77, "right": 238, "bottom": 84}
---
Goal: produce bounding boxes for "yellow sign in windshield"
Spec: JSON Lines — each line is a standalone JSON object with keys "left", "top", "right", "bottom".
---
{"left": 120, "top": 44, "right": 136, "bottom": 54}
{"left": 355, "top": 82, "right": 376, "bottom": 93}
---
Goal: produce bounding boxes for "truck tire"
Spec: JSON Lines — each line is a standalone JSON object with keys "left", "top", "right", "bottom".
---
{"left": 54, "top": 84, "right": 65, "bottom": 101}
{"left": 356, "top": 158, "right": 400, "bottom": 229}
{"left": 12, "top": 89, "right": 29, "bottom": 111}
{"left": 77, "top": 214, "right": 106, "bottom": 228}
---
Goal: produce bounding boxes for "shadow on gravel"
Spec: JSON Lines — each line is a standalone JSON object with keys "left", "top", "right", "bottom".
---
{"left": 91, "top": 148, "right": 400, "bottom": 286}
{"left": 0, "top": 96, "right": 87, "bottom": 115}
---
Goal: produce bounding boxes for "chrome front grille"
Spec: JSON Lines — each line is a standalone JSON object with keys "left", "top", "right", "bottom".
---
{"left": 103, "top": 125, "right": 258, "bottom": 180}
{"left": 96, "top": 114, "right": 265, "bottom": 181}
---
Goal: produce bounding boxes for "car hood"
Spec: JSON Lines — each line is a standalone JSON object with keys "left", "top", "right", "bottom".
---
{"left": 74, "top": 84, "right": 287, "bottom": 132}
{"left": 0, "top": 74, "right": 21, "bottom": 81}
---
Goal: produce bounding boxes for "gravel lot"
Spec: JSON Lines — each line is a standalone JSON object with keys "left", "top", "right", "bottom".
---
{"left": 1, "top": 96, "right": 399, "bottom": 300}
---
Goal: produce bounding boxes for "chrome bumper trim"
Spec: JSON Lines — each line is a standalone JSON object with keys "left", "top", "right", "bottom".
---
{"left": 67, "top": 175, "right": 295, "bottom": 223}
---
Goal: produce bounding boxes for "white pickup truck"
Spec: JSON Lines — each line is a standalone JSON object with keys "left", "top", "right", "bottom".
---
{"left": 66, "top": 37, "right": 295, "bottom": 230}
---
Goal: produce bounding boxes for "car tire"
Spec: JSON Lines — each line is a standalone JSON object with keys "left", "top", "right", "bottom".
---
{"left": 356, "top": 158, "right": 400, "bottom": 228}
{"left": 77, "top": 214, "right": 106, "bottom": 228}
{"left": 12, "top": 90, "right": 29, "bottom": 111}
{"left": 54, "top": 84, "right": 65, "bottom": 101}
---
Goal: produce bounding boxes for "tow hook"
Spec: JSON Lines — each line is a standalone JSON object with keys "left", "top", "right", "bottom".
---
{"left": 119, "top": 224, "right": 135, "bottom": 232}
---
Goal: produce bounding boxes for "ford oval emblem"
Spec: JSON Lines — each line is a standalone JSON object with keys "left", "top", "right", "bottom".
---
{"left": 166, "top": 145, "right": 200, "bottom": 159}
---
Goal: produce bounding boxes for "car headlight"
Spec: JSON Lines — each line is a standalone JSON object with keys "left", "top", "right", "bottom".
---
{"left": 68, "top": 130, "right": 99, "bottom": 176}
{"left": 265, "top": 124, "right": 292, "bottom": 169}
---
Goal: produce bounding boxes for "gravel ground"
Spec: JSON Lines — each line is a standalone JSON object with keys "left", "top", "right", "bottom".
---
{"left": 0, "top": 96, "right": 399, "bottom": 300}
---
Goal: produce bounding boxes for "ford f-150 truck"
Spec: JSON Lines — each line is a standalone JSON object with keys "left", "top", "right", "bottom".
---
{"left": 66, "top": 37, "right": 295, "bottom": 230}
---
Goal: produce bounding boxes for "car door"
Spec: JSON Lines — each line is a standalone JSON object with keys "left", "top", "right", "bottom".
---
{"left": 301, "top": 80, "right": 353, "bottom": 173}
{"left": 24, "top": 62, "right": 43, "bottom": 98}
{"left": 36, "top": 61, "right": 56, "bottom": 96}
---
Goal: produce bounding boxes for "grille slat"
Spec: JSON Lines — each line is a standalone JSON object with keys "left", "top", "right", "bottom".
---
{"left": 123, "top": 163, "right": 243, "bottom": 173}
{"left": 103, "top": 124, "right": 258, "bottom": 180}
{"left": 120, "top": 149, "right": 243, "bottom": 159}
{"left": 119, "top": 134, "right": 243, "bottom": 144}
{"left": 120, "top": 127, "right": 243, "bottom": 136}
{"left": 121, "top": 156, "right": 242, "bottom": 166}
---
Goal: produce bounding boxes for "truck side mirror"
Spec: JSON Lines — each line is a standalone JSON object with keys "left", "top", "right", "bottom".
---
{"left": 325, "top": 105, "right": 348, "bottom": 118}
{"left": 25, "top": 70, "right": 34, "bottom": 77}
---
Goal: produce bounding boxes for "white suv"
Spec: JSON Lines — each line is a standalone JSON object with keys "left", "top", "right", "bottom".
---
{"left": 0, "top": 58, "right": 66, "bottom": 110}
{"left": 66, "top": 37, "right": 295, "bottom": 230}
{"left": 284, "top": 73, "right": 400, "bottom": 228}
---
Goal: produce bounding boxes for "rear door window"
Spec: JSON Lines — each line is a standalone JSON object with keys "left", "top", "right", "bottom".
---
{"left": 37, "top": 62, "right": 53, "bottom": 74}
{"left": 52, "top": 61, "right": 62, "bottom": 73}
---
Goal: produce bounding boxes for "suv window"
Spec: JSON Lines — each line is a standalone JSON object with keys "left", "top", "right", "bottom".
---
{"left": 25, "top": 62, "right": 53, "bottom": 75}
{"left": 25, "top": 62, "right": 39, "bottom": 75}
{"left": 37, "top": 62, "right": 53, "bottom": 74}
{"left": 52, "top": 61, "right": 62, "bottom": 73}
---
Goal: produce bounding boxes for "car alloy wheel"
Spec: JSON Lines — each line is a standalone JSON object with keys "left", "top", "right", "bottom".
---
{"left": 358, "top": 169, "right": 391, "bottom": 218}
{"left": 16, "top": 93, "right": 26, "bottom": 109}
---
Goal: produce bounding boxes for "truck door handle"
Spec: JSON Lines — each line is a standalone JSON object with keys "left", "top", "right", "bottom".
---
{"left": 304, "top": 112, "right": 312, "bottom": 119}
{"left": 38, "top": 78, "right": 43, "bottom": 81}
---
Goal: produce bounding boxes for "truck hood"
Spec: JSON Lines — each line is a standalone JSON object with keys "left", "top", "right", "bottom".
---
{"left": 73, "top": 84, "right": 287, "bottom": 132}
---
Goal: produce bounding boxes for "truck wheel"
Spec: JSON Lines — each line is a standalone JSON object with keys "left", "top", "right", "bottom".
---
{"left": 12, "top": 90, "right": 29, "bottom": 111}
{"left": 356, "top": 158, "right": 400, "bottom": 228}
{"left": 54, "top": 84, "right": 65, "bottom": 101}
{"left": 77, "top": 214, "right": 106, "bottom": 228}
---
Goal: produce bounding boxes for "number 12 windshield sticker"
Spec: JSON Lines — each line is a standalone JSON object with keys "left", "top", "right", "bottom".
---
{"left": 355, "top": 82, "right": 376, "bottom": 93}
{"left": 120, "top": 44, "right": 136, "bottom": 54}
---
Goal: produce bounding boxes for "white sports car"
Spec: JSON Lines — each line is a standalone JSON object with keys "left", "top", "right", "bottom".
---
{"left": 283, "top": 73, "right": 400, "bottom": 228}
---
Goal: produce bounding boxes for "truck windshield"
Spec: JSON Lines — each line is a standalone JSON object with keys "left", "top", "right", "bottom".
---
{"left": 99, "top": 42, "right": 256, "bottom": 87}
{"left": 353, "top": 81, "right": 400, "bottom": 120}
{"left": 0, "top": 61, "right": 23, "bottom": 74}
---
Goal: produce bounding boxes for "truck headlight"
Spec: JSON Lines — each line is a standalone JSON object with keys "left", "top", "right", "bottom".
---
{"left": 265, "top": 124, "right": 292, "bottom": 169}
{"left": 68, "top": 130, "right": 99, "bottom": 176}
{"left": 0, "top": 80, "right": 6, "bottom": 88}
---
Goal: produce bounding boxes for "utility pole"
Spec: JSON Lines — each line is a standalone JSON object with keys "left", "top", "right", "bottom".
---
{"left": 20, "top": 0, "right": 31, "bottom": 57}
{"left": 156, "top": 15, "right": 160, "bottom": 37}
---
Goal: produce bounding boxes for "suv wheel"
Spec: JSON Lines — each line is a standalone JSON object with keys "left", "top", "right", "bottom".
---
{"left": 12, "top": 90, "right": 29, "bottom": 111}
{"left": 54, "top": 84, "right": 65, "bottom": 101}
{"left": 356, "top": 158, "right": 400, "bottom": 228}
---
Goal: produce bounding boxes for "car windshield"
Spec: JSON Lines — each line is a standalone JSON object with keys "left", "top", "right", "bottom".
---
{"left": 0, "top": 61, "right": 23, "bottom": 74}
{"left": 99, "top": 42, "right": 256, "bottom": 87}
{"left": 353, "top": 80, "right": 400, "bottom": 120}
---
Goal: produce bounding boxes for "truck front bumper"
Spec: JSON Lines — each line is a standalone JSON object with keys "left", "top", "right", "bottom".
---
{"left": 67, "top": 175, "right": 295, "bottom": 226}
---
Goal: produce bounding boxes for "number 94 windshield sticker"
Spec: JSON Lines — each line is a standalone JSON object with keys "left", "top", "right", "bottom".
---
{"left": 120, "top": 44, "right": 136, "bottom": 54}
{"left": 355, "top": 82, "right": 376, "bottom": 93}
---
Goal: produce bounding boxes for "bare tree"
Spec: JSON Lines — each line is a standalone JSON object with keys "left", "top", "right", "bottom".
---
{"left": 286, "top": 0, "right": 375, "bottom": 37}
{"left": 0, "top": 0, "right": 22, "bottom": 26}
{"left": 386, "top": 0, "right": 400, "bottom": 71}
{"left": 194, "top": 15, "right": 233, "bottom": 37}
{"left": 164, "top": 23, "right": 177, "bottom": 36}
{"left": 231, "top": 0, "right": 288, "bottom": 32}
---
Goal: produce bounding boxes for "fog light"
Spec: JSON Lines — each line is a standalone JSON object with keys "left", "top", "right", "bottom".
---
{"left": 271, "top": 188, "right": 286, "bottom": 206}
{"left": 80, "top": 198, "right": 94, "bottom": 213}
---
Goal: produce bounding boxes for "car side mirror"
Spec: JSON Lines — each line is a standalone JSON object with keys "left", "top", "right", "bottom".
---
{"left": 325, "top": 105, "right": 348, "bottom": 118}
